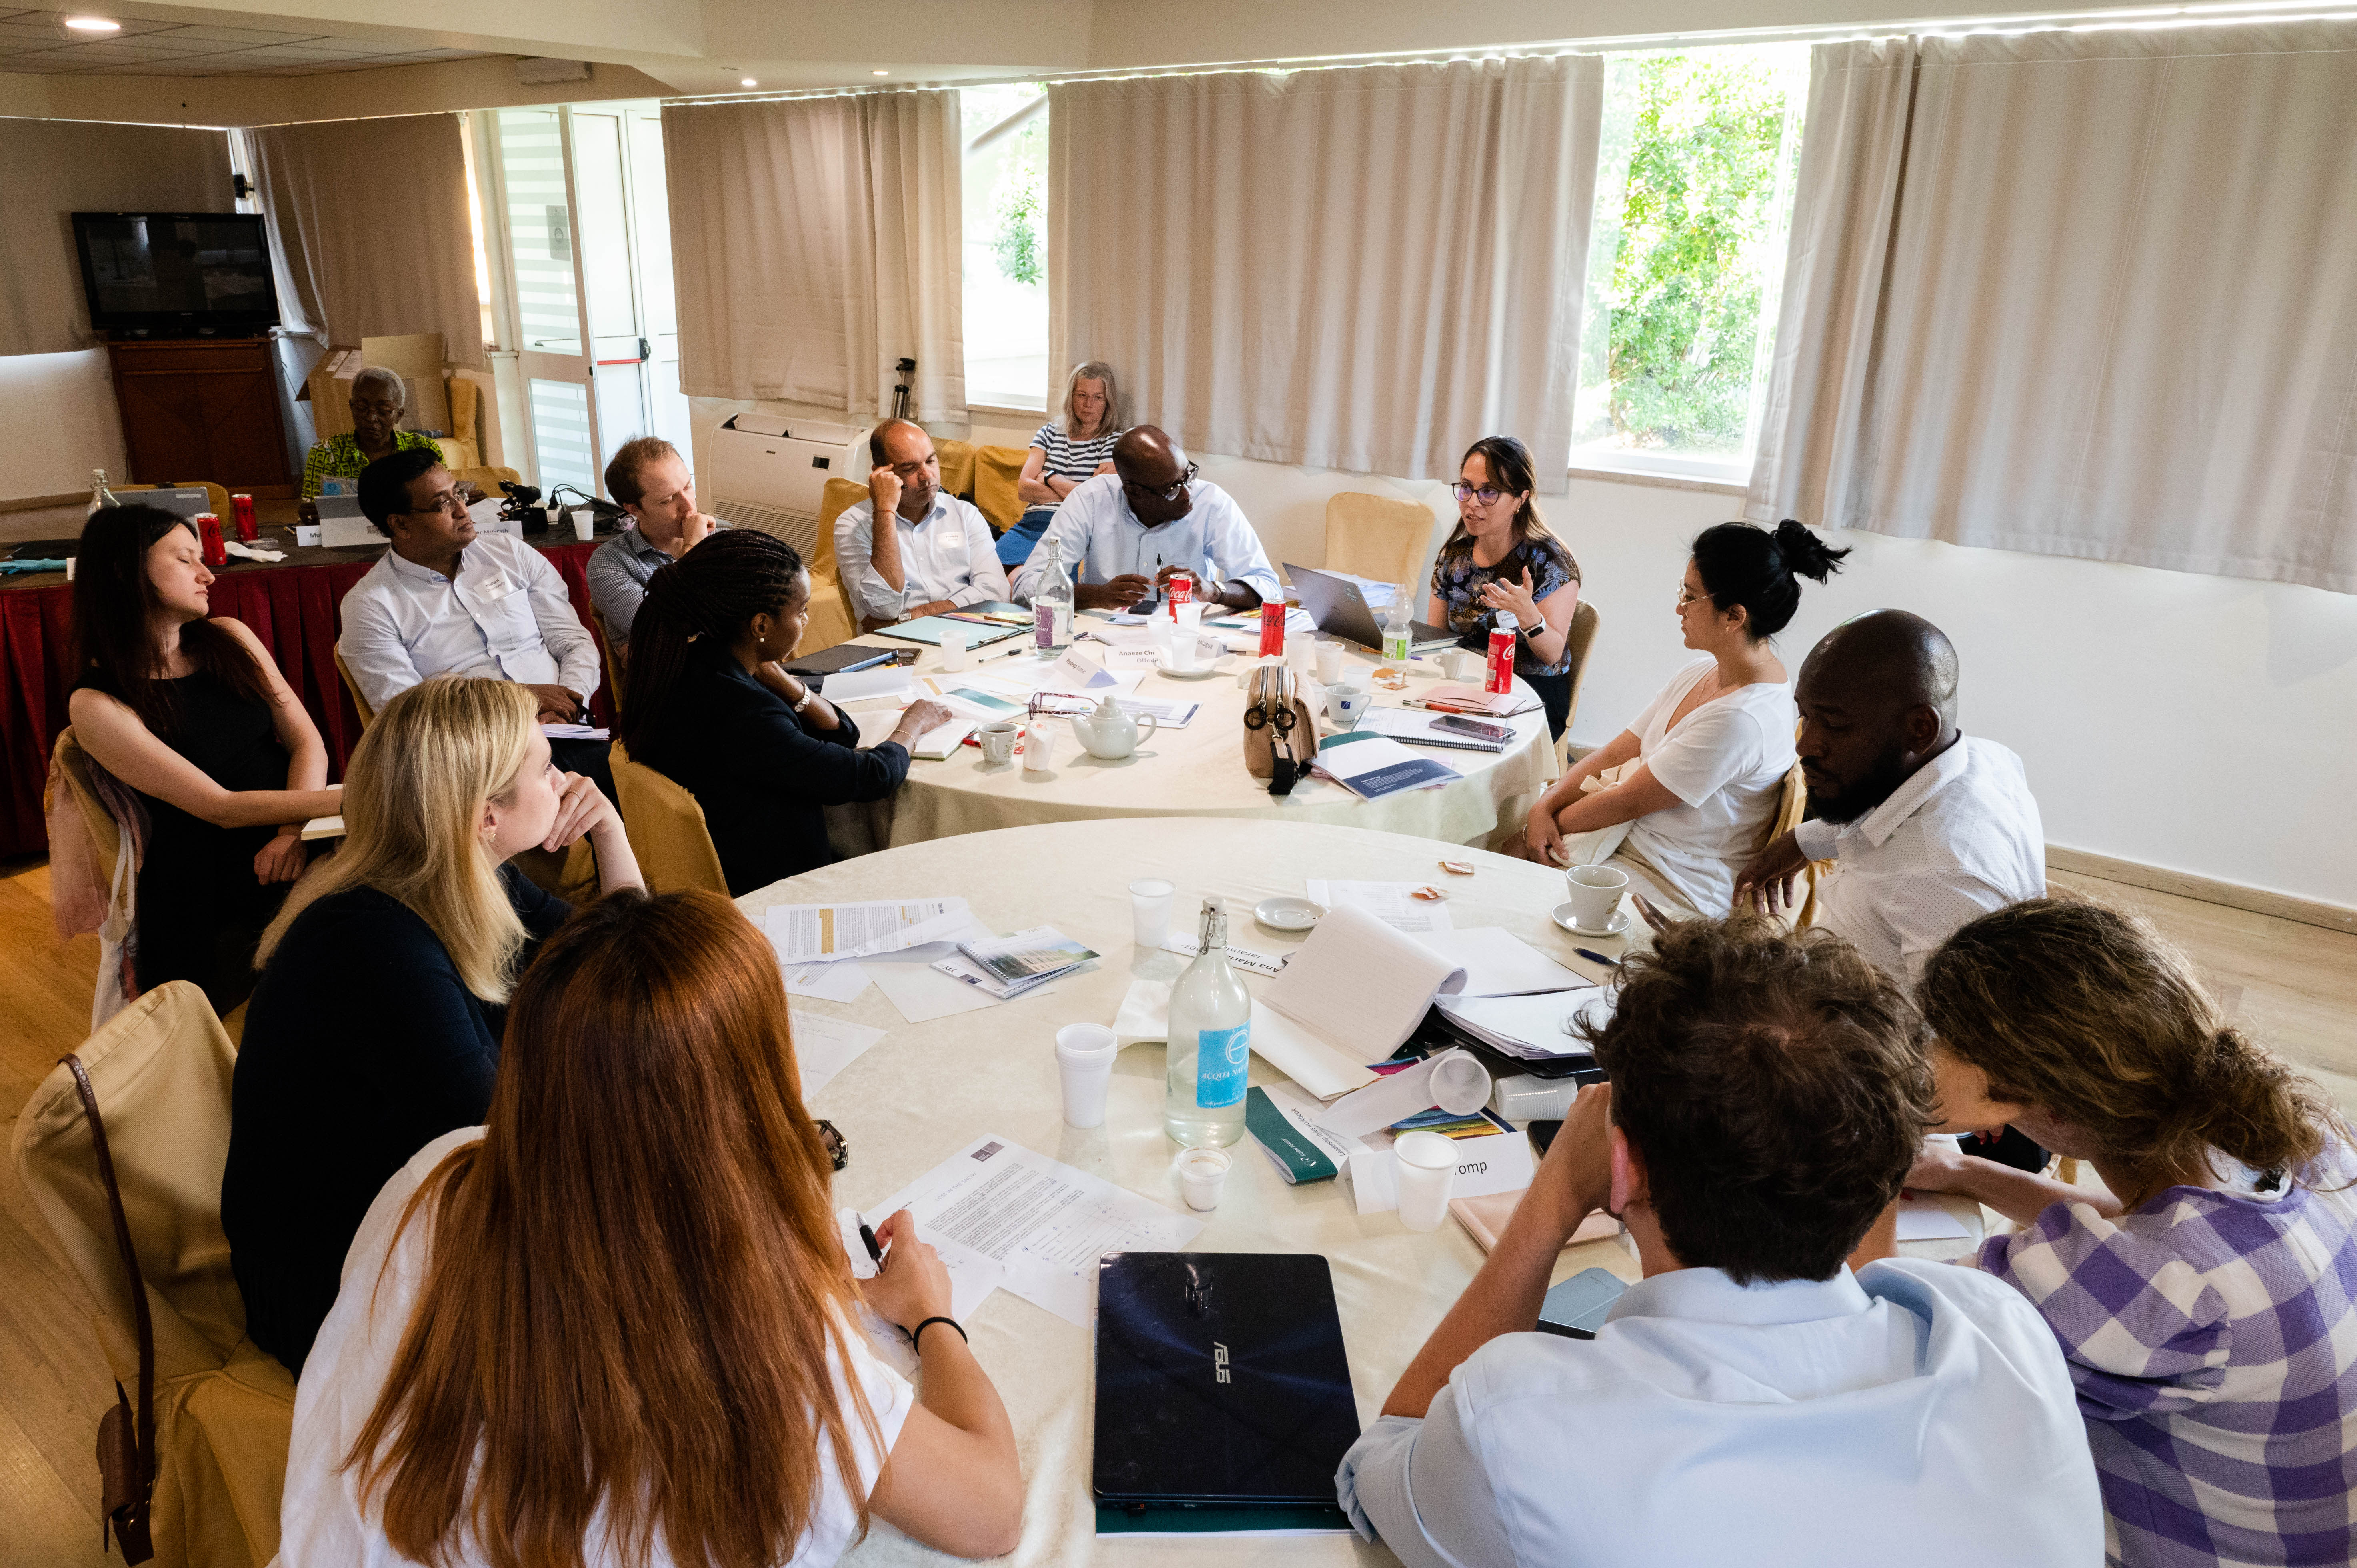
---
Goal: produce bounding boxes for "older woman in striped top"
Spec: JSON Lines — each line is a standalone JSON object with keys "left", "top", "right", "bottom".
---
{"left": 998, "top": 361, "right": 1124, "bottom": 566}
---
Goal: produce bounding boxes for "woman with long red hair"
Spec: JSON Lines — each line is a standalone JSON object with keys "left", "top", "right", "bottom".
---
{"left": 274, "top": 889, "right": 1024, "bottom": 1567}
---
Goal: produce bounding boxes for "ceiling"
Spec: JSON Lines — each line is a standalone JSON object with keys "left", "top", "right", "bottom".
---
{"left": 0, "top": 8, "right": 498, "bottom": 75}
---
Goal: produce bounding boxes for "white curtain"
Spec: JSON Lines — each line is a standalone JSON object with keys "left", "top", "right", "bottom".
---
{"left": 244, "top": 114, "right": 484, "bottom": 368}
{"left": 1749, "top": 24, "right": 2357, "bottom": 594}
{"left": 1048, "top": 56, "right": 1603, "bottom": 485}
{"left": 664, "top": 91, "right": 964, "bottom": 421}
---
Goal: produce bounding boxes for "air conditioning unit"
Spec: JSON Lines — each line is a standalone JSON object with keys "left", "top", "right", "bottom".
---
{"left": 706, "top": 413, "right": 872, "bottom": 559}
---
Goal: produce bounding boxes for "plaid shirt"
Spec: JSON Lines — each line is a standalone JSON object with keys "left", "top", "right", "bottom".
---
{"left": 300, "top": 429, "right": 443, "bottom": 500}
{"left": 1978, "top": 1151, "right": 2357, "bottom": 1568}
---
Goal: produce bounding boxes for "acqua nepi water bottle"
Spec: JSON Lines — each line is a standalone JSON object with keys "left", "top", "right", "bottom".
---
{"left": 1162, "top": 897, "right": 1251, "bottom": 1147}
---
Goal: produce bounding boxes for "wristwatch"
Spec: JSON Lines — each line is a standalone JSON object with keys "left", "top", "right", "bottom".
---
{"left": 791, "top": 684, "right": 820, "bottom": 713}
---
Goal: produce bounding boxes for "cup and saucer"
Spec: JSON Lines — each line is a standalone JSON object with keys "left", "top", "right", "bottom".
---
{"left": 1551, "top": 863, "right": 1632, "bottom": 938}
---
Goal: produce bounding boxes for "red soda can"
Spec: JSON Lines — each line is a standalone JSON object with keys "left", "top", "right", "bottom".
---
{"left": 195, "top": 512, "right": 228, "bottom": 568}
{"left": 231, "top": 493, "right": 257, "bottom": 541}
{"left": 1167, "top": 572, "right": 1193, "bottom": 619}
{"left": 1485, "top": 612, "right": 1517, "bottom": 695}
{"left": 1258, "top": 599, "right": 1286, "bottom": 657}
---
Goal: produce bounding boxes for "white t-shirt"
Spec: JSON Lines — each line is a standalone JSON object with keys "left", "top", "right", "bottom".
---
{"left": 275, "top": 1128, "right": 915, "bottom": 1568}
{"left": 1621, "top": 658, "right": 1797, "bottom": 917}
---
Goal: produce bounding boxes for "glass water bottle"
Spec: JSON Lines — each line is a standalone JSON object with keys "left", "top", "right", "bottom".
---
{"left": 1163, "top": 898, "right": 1252, "bottom": 1147}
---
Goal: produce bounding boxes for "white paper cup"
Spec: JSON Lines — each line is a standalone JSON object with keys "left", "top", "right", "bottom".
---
{"left": 1166, "top": 633, "right": 1201, "bottom": 674}
{"left": 1567, "top": 863, "right": 1630, "bottom": 932}
{"left": 978, "top": 720, "right": 1019, "bottom": 764}
{"left": 1129, "top": 877, "right": 1176, "bottom": 948}
{"left": 1393, "top": 1130, "right": 1459, "bottom": 1232}
{"left": 940, "top": 628, "right": 968, "bottom": 671}
{"left": 1022, "top": 723, "right": 1058, "bottom": 773}
{"left": 1175, "top": 1146, "right": 1231, "bottom": 1211}
{"left": 1429, "top": 1052, "right": 1493, "bottom": 1116}
{"left": 1175, "top": 601, "right": 1206, "bottom": 636}
{"left": 1329, "top": 684, "right": 1369, "bottom": 725}
{"left": 570, "top": 508, "right": 595, "bottom": 541}
{"left": 1056, "top": 1023, "right": 1120, "bottom": 1128}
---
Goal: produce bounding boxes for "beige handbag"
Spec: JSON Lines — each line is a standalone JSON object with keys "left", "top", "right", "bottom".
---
{"left": 1243, "top": 664, "right": 1319, "bottom": 794}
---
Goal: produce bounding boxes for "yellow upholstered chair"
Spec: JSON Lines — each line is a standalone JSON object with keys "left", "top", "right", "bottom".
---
{"left": 804, "top": 478, "right": 869, "bottom": 655}
{"left": 933, "top": 437, "right": 977, "bottom": 502}
{"left": 450, "top": 464, "right": 521, "bottom": 495}
{"left": 608, "top": 740, "right": 730, "bottom": 896}
{"left": 12, "top": 982, "right": 296, "bottom": 1568}
{"left": 332, "top": 648, "right": 376, "bottom": 730}
{"left": 590, "top": 605, "right": 628, "bottom": 687}
{"left": 973, "top": 445, "right": 1029, "bottom": 537}
{"left": 1324, "top": 492, "right": 1435, "bottom": 595}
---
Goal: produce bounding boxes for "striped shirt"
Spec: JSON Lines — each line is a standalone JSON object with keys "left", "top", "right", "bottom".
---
{"left": 300, "top": 430, "right": 445, "bottom": 500}
{"left": 1977, "top": 1146, "right": 2357, "bottom": 1568}
{"left": 1030, "top": 422, "right": 1122, "bottom": 488}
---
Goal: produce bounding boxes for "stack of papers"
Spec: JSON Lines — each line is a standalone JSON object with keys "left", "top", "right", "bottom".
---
{"left": 1421, "top": 684, "right": 1543, "bottom": 718}
{"left": 763, "top": 898, "right": 970, "bottom": 961}
{"left": 1353, "top": 707, "right": 1512, "bottom": 752}
{"left": 1308, "top": 732, "right": 1461, "bottom": 799}
{"left": 1439, "top": 988, "right": 1611, "bottom": 1063}
{"left": 935, "top": 926, "right": 1100, "bottom": 999}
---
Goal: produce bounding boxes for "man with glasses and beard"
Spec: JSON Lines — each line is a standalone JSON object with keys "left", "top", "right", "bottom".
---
{"left": 1010, "top": 426, "right": 1279, "bottom": 612}
{"left": 1735, "top": 610, "right": 2045, "bottom": 986}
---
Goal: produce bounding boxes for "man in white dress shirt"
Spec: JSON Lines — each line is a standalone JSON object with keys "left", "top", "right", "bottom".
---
{"left": 834, "top": 420, "right": 1011, "bottom": 632}
{"left": 1736, "top": 610, "right": 2045, "bottom": 984}
{"left": 1338, "top": 919, "right": 2102, "bottom": 1568}
{"left": 1009, "top": 426, "right": 1279, "bottom": 612}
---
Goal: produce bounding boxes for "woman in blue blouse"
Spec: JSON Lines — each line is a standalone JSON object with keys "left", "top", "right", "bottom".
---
{"left": 1426, "top": 436, "right": 1583, "bottom": 736}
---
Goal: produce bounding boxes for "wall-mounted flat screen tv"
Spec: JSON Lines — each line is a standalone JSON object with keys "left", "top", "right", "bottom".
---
{"left": 72, "top": 211, "right": 280, "bottom": 336}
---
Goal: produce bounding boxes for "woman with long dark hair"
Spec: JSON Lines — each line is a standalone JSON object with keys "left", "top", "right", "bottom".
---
{"left": 275, "top": 890, "right": 1025, "bottom": 1565}
{"left": 66, "top": 504, "right": 343, "bottom": 1012}
{"left": 618, "top": 530, "right": 950, "bottom": 894}
{"left": 1427, "top": 436, "right": 1583, "bottom": 736}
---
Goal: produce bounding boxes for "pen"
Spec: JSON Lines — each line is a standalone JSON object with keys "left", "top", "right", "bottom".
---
{"left": 858, "top": 1215, "right": 884, "bottom": 1265}
{"left": 1574, "top": 947, "right": 1620, "bottom": 967}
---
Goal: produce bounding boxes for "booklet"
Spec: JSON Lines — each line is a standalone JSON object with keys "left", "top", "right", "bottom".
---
{"left": 1307, "top": 732, "right": 1461, "bottom": 800}
{"left": 955, "top": 926, "right": 1100, "bottom": 990}
{"left": 1245, "top": 904, "right": 1470, "bottom": 1098}
{"left": 1419, "top": 683, "right": 1542, "bottom": 718}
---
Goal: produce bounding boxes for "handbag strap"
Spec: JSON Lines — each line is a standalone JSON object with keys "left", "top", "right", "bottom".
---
{"left": 62, "top": 1054, "right": 154, "bottom": 1500}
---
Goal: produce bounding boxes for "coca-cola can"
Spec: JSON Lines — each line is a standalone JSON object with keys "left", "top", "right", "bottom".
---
{"left": 195, "top": 513, "right": 228, "bottom": 568}
{"left": 1167, "top": 572, "right": 1193, "bottom": 619}
{"left": 230, "top": 493, "right": 257, "bottom": 541}
{"left": 1258, "top": 599, "right": 1286, "bottom": 657}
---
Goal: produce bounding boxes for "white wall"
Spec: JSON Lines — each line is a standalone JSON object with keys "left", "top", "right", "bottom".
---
{"left": 0, "top": 350, "right": 125, "bottom": 502}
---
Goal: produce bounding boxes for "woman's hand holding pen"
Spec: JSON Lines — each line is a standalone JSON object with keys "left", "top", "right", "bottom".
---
{"left": 858, "top": 1208, "right": 954, "bottom": 1334}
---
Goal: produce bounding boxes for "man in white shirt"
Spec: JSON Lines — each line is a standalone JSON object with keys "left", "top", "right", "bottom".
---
{"left": 1010, "top": 426, "right": 1279, "bottom": 612}
{"left": 338, "top": 449, "right": 608, "bottom": 786}
{"left": 834, "top": 420, "right": 1011, "bottom": 632}
{"left": 1338, "top": 919, "right": 2102, "bottom": 1568}
{"left": 1736, "top": 610, "right": 2045, "bottom": 984}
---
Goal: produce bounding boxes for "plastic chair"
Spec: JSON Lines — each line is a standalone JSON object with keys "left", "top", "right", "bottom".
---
{"left": 608, "top": 740, "right": 730, "bottom": 896}
{"left": 932, "top": 437, "right": 977, "bottom": 502}
{"left": 1324, "top": 492, "right": 1435, "bottom": 596}
{"left": 973, "top": 445, "right": 1029, "bottom": 537}
{"left": 12, "top": 981, "right": 296, "bottom": 1568}
{"left": 803, "top": 478, "right": 870, "bottom": 654}
{"left": 331, "top": 648, "right": 376, "bottom": 730}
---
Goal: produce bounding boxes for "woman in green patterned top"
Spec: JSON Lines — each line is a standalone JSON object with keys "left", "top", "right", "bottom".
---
{"left": 301, "top": 366, "right": 443, "bottom": 499}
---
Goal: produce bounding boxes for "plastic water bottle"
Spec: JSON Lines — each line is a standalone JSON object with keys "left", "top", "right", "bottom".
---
{"left": 1164, "top": 898, "right": 1251, "bottom": 1148}
{"left": 1032, "top": 536, "right": 1074, "bottom": 651}
{"left": 1379, "top": 592, "right": 1413, "bottom": 688}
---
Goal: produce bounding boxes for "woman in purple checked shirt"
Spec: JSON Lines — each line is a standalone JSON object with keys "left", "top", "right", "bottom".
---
{"left": 1905, "top": 898, "right": 2357, "bottom": 1568}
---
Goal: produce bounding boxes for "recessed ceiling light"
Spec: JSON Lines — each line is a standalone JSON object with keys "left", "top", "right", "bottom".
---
{"left": 64, "top": 15, "right": 122, "bottom": 31}
{"left": 872, "top": 69, "right": 889, "bottom": 76}
{"left": 740, "top": 76, "right": 757, "bottom": 86}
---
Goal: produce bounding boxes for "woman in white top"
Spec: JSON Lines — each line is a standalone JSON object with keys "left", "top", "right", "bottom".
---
{"left": 1507, "top": 519, "right": 1848, "bottom": 918}
{"left": 275, "top": 888, "right": 1024, "bottom": 1568}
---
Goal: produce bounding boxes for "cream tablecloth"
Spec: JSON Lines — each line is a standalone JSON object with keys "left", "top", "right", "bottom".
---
{"left": 740, "top": 817, "right": 1978, "bottom": 1568}
{"left": 822, "top": 626, "right": 1559, "bottom": 853}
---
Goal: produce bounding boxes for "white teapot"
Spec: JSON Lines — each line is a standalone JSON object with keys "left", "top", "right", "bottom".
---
{"left": 1068, "top": 693, "right": 1160, "bottom": 760}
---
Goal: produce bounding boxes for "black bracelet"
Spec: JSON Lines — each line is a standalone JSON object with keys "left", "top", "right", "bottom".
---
{"left": 912, "top": 1316, "right": 966, "bottom": 1350}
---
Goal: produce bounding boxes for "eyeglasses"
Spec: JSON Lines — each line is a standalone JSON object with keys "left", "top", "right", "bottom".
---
{"left": 1452, "top": 483, "right": 1507, "bottom": 506}
{"left": 405, "top": 492, "right": 466, "bottom": 517}
{"left": 1677, "top": 586, "right": 1709, "bottom": 609}
{"left": 1124, "top": 462, "right": 1198, "bottom": 503}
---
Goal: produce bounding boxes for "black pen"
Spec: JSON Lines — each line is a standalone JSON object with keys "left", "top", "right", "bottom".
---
{"left": 1574, "top": 947, "right": 1621, "bottom": 968}
{"left": 858, "top": 1215, "right": 884, "bottom": 1265}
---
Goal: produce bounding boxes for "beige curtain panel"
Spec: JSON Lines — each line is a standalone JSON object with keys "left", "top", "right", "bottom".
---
{"left": 1750, "top": 24, "right": 2357, "bottom": 594}
{"left": 664, "top": 90, "right": 964, "bottom": 420}
{"left": 1048, "top": 56, "right": 1603, "bottom": 485}
{"left": 244, "top": 113, "right": 484, "bottom": 369}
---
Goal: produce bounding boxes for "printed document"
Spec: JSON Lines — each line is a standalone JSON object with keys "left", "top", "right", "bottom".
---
{"left": 1306, "top": 879, "right": 1457, "bottom": 933}
{"left": 762, "top": 898, "right": 970, "bottom": 963}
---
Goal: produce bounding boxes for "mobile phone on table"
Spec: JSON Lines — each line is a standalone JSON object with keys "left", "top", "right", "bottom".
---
{"left": 1433, "top": 714, "right": 1513, "bottom": 743}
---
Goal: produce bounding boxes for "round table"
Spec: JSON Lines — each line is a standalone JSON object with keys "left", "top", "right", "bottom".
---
{"left": 822, "top": 624, "right": 1560, "bottom": 854}
{"left": 740, "top": 818, "right": 1979, "bottom": 1567}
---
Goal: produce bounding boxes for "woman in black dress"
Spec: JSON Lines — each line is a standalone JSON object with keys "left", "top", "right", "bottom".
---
{"left": 67, "top": 506, "right": 344, "bottom": 1014}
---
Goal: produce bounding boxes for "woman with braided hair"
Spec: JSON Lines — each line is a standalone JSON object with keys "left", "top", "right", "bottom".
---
{"left": 1907, "top": 898, "right": 2357, "bottom": 1568}
{"left": 618, "top": 530, "right": 952, "bottom": 894}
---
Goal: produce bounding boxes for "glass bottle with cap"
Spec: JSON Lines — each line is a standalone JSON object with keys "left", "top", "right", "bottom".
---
{"left": 1163, "top": 897, "right": 1251, "bottom": 1147}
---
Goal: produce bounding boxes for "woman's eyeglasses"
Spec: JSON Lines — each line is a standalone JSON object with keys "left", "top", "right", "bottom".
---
{"left": 1452, "top": 483, "right": 1508, "bottom": 506}
{"left": 1125, "top": 462, "right": 1198, "bottom": 503}
{"left": 1676, "top": 586, "right": 1708, "bottom": 609}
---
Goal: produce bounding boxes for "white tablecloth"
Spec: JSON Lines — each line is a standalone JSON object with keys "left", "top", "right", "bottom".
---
{"left": 738, "top": 818, "right": 1978, "bottom": 1567}
{"left": 822, "top": 626, "right": 1559, "bottom": 853}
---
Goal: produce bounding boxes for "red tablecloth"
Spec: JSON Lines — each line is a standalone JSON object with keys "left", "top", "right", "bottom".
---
{"left": 0, "top": 540, "right": 609, "bottom": 858}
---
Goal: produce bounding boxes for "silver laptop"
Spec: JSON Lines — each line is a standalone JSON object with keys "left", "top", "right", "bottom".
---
{"left": 137, "top": 488, "right": 214, "bottom": 520}
{"left": 1285, "top": 563, "right": 1459, "bottom": 653}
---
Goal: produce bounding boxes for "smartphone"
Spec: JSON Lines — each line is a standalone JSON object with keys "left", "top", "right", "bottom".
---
{"left": 1433, "top": 714, "right": 1513, "bottom": 743}
{"left": 1535, "top": 1267, "right": 1629, "bottom": 1339}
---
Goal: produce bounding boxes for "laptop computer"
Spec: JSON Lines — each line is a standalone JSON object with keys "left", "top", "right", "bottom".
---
{"left": 1286, "top": 563, "right": 1460, "bottom": 653}
{"left": 1093, "top": 1251, "right": 1361, "bottom": 1510}
{"left": 136, "top": 488, "right": 214, "bottom": 520}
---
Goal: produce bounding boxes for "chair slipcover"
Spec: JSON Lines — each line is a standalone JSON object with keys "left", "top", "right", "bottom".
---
{"left": 932, "top": 436, "right": 977, "bottom": 502}
{"left": 330, "top": 648, "right": 375, "bottom": 730}
{"left": 1323, "top": 491, "right": 1436, "bottom": 595}
{"left": 608, "top": 740, "right": 730, "bottom": 896}
{"left": 12, "top": 981, "right": 295, "bottom": 1568}
{"left": 973, "top": 446, "right": 1028, "bottom": 537}
{"left": 807, "top": 478, "right": 872, "bottom": 651}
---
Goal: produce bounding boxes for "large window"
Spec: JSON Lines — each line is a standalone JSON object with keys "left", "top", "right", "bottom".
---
{"left": 1573, "top": 45, "right": 1809, "bottom": 483}
{"left": 961, "top": 84, "right": 1050, "bottom": 411}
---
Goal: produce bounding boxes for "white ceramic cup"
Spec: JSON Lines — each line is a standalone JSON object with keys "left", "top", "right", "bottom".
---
{"left": 1129, "top": 877, "right": 1176, "bottom": 948}
{"left": 1393, "top": 1130, "right": 1459, "bottom": 1232}
{"left": 1174, "top": 1146, "right": 1232, "bottom": 1212}
{"left": 1567, "top": 862, "right": 1630, "bottom": 932}
{"left": 570, "top": 508, "right": 595, "bottom": 542}
{"left": 1055, "top": 1022, "right": 1120, "bottom": 1129}
{"left": 978, "top": 720, "right": 1019, "bottom": 764}
{"left": 940, "top": 628, "right": 968, "bottom": 672}
{"left": 1445, "top": 648, "right": 1484, "bottom": 683}
{"left": 1314, "top": 641, "right": 1346, "bottom": 684}
{"left": 1329, "top": 684, "right": 1370, "bottom": 726}
{"left": 1022, "top": 723, "right": 1058, "bottom": 773}
{"left": 294, "top": 525, "right": 322, "bottom": 547}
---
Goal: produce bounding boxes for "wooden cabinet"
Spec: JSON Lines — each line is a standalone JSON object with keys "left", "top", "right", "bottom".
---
{"left": 106, "top": 338, "right": 295, "bottom": 498}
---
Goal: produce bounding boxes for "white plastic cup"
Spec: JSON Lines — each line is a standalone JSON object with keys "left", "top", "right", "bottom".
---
{"left": 1429, "top": 1052, "right": 1493, "bottom": 1116}
{"left": 1393, "top": 1130, "right": 1459, "bottom": 1232}
{"left": 1175, "top": 1146, "right": 1231, "bottom": 1212}
{"left": 1174, "top": 600, "right": 1206, "bottom": 637}
{"left": 1022, "top": 723, "right": 1058, "bottom": 773}
{"left": 1055, "top": 1022, "right": 1120, "bottom": 1129}
{"left": 1445, "top": 649, "right": 1484, "bottom": 683}
{"left": 1567, "top": 863, "right": 1630, "bottom": 932}
{"left": 1315, "top": 642, "right": 1345, "bottom": 684}
{"left": 978, "top": 720, "right": 1019, "bottom": 764}
{"left": 1166, "top": 632, "right": 1201, "bottom": 674}
{"left": 570, "top": 508, "right": 595, "bottom": 542}
{"left": 1129, "top": 877, "right": 1176, "bottom": 948}
{"left": 940, "top": 627, "right": 968, "bottom": 672}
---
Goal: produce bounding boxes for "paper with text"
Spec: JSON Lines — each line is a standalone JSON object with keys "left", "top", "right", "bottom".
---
{"left": 1305, "top": 880, "right": 1457, "bottom": 934}
{"left": 762, "top": 898, "right": 969, "bottom": 963}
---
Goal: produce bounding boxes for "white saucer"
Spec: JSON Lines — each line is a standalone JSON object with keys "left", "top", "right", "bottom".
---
{"left": 1550, "top": 902, "right": 1631, "bottom": 938}
{"left": 1159, "top": 657, "right": 1229, "bottom": 681}
{"left": 1254, "top": 896, "right": 1327, "bottom": 933}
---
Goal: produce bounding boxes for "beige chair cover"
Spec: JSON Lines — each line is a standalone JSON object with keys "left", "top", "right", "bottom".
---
{"left": 809, "top": 477, "right": 875, "bottom": 650}
{"left": 973, "top": 444, "right": 1028, "bottom": 536}
{"left": 1323, "top": 491, "right": 1435, "bottom": 594}
{"left": 608, "top": 740, "right": 730, "bottom": 896}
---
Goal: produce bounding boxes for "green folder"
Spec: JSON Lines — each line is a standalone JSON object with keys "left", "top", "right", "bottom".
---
{"left": 1245, "top": 1087, "right": 1339, "bottom": 1184}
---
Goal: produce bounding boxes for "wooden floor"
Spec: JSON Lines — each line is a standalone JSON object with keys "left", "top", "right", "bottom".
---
{"left": 0, "top": 855, "right": 2351, "bottom": 1562}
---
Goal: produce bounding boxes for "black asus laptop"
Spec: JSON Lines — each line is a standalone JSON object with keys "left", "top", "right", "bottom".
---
{"left": 1285, "top": 563, "right": 1460, "bottom": 653}
{"left": 1094, "top": 1252, "right": 1361, "bottom": 1510}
